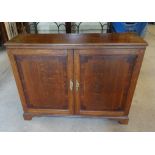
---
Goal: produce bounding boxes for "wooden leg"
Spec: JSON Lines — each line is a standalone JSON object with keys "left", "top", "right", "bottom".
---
{"left": 118, "top": 118, "right": 129, "bottom": 125}
{"left": 23, "top": 113, "right": 33, "bottom": 120}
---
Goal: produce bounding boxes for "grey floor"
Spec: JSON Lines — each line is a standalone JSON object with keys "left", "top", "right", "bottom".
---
{"left": 0, "top": 25, "right": 155, "bottom": 132}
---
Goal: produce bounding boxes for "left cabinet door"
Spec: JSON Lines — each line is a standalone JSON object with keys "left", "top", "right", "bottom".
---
{"left": 8, "top": 49, "right": 74, "bottom": 115}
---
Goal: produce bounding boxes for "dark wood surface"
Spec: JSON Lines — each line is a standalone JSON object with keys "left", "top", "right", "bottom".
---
{"left": 6, "top": 33, "right": 147, "bottom": 124}
{"left": 15, "top": 50, "right": 73, "bottom": 112}
{"left": 16, "top": 22, "right": 30, "bottom": 34}
{"left": 0, "top": 22, "right": 8, "bottom": 44}
{"left": 74, "top": 49, "right": 137, "bottom": 115}
{"left": 5, "top": 33, "right": 147, "bottom": 46}
{"left": 65, "top": 22, "right": 72, "bottom": 33}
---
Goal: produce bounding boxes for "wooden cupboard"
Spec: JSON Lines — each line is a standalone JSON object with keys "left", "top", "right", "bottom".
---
{"left": 5, "top": 33, "right": 147, "bottom": 124}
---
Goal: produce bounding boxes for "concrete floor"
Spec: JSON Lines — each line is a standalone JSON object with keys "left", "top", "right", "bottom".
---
{"left": 0, "top": 25, "right": 155, "bottom": 132}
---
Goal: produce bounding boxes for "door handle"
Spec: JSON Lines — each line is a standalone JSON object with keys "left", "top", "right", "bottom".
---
{"left": 76, "top": 80, "right": 80, "bottom": 92}
{"left": 70, "top": 80, "right": 73, "bottom": 91}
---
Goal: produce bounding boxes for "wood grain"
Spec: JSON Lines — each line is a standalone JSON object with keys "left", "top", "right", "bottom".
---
{"left": 5, "top": 33, "right": 147, "bottom": 47}
{"left": 6, "top": 33, "right": 147, "bottom": 124}
{"left": 74, "top": 49, "right": 137, "bottom": 116}
{"left": 8, "top": 49, "right": 74, "bottom": 115}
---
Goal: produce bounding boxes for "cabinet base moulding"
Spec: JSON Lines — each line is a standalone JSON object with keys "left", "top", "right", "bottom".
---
{"left": 23, "top": 112, "right": 129, "bottom": 124}
{"left": 118, "top": 118, "right": 129, "bottom": 125}
{"left": 23, "top": 113, "right": 33, "bottom": 120}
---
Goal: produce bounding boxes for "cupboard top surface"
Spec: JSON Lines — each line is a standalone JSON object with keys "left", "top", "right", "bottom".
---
{"left": 5, "top": 33, "right": 147, "bottom": 47}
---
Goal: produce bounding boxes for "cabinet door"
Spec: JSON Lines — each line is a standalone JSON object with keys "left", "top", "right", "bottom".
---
{"left": 74, "top": 49, "right": 139, "bottom": 116}
{"left": 10, "top": 49, "right": 74, "bottom": 115}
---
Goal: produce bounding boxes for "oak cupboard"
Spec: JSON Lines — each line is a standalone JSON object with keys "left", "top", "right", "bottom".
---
{"left": 5, "top": 33, "right": 147, "bottom": 124}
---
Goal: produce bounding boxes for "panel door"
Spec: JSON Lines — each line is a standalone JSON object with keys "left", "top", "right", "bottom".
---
{"left": 10, "top": 49, "right": 74, "bottom": 115}
{"left": 74, "top": 49, "right": 138, "bottom": 116}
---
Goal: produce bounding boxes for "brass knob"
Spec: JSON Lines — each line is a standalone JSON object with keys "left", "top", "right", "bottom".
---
{"left": 70, "top": 80, "right": 73, "bottom": 91}
{"left": 76, "top": 80, "right": 80, "bottom": 92}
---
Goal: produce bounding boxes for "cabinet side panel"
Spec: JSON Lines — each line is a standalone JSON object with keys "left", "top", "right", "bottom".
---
{"left": 124, "top": 49, "right": 145, "bottom": 114}
{"left": 7, "top": 50, "right": 28, "bottom": 111}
